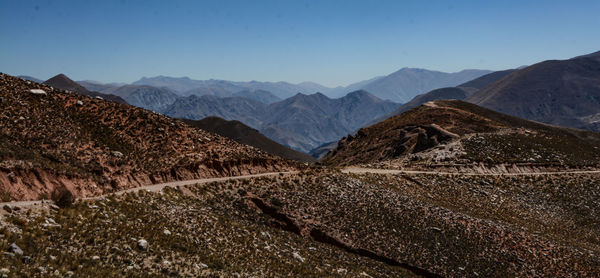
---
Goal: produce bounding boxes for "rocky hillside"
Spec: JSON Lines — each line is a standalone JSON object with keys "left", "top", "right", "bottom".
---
{"left": 2, "top": 170, "right": 598, "bottom": 277}
{"left": 467, "top": 51, "right": 600, "bottom": 131}
{"left": 183, "top": 117, "right": 315, "bottom": 163}
{"left": 323, "top": 100, "right": 600, "bottom": 168}
{"left": 0, "top": 73, "right": 293, "bottom": 201}
{"left": 44, "top": 74, "right": 127, "bottom": 104}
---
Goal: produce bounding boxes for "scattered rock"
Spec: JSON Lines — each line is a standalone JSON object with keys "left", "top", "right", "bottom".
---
{"left": 76, "top": 100, "right": 83, "bottom": 106}
{"left": 292, "top": 252, "right": 305, "bottom": 262}
{"left": 2, "top": 205, "right": 12, "bottom": 213}
{"left": 197, "top": 263, "right": 208, "bottom": 269}
{"left": 112, "top": 151, "right": 124, "bottom": 158}
{"left": 28, "top": 89, "right": 47, "bottom": 95}
{"left": 7, "top": 243, "right": 23, "bottom": 256}
{"left": 163, "top": 229, "right": 171, "bottom": 235}
{"left": 21, "top": 255, "right": 31, "bottom": 264}
{"left": 137, "top": 239, "right": 148, "bottom": 251}
{"left": 429, "top": 227, "right": 442, "bottom": 232}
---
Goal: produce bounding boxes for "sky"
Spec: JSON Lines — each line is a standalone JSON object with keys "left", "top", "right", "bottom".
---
{"left": 1, "top": 0, "right": 599, "bottom": 87}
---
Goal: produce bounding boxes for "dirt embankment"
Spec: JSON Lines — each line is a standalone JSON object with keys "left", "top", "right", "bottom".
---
{"left": 0, "top": 158, "right": 291, "bottom": 201}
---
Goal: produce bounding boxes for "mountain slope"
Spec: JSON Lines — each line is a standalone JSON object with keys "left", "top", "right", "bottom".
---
{"left": 44, "top": 74, "right": 127, "bottom": 104}
{"left": 233, "top": 89, "right": 281, "bottom": 104}
{"left": 323, "top": 100, "right": 600, "bottom": 167}
{"left": 380, "top": 68, "right": 522, "bottom": 118}
{"left": 467, "top": 51, "right": 600, "bottom": 131}
{"left": 183, "top": 117, "right": 315, "bottom": 162}
{"left": 458, "top": 69, "right": 517, "bottom": 90}
{"left": 110, "top": 85, "right": 180, "bottom": 112}
{"left": 163, "top": 95, "right": 266, "bottom": 128}
{"left": 17, "top": 75, "right": 43, "bottom": 83}
{"left": 261, "top": 91, "right": 400, "bottom": 152}
{"left": 0, "top": 73, "right": 292, "bottom": 201}
{"left": 133, "top": 76, "right": 326, "bottom": 99}
{"left": 77, "top": 80, "right": 122, "bottom": 93}
{"left": 360, "top": 68, "right": 491, "bottom": 102}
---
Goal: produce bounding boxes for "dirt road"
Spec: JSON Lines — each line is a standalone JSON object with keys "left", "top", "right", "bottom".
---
{"left": 4, "top": 167, "right": 599, "bottom": 208}
{"left": 0, "top": 171, "right": 296, "bottom": 208}
{"left": 342, "top": 167, "right": 600, "bottom": 176}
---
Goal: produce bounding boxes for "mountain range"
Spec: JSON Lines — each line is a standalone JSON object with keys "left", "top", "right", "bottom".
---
{"left": 18, "top": 50, "right": 600, "bottom": 157}
{"left": 38, "top": 74, "right": 400, "bottom": 153}
{"left": 163, "top": 91, "right": 400, "bottom": 152}
{"left": 130, "top": 68, "right": 491, "bottom": 103}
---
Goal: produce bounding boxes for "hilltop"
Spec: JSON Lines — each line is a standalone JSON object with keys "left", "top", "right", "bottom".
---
{"left": 323, "top": 100, "right": 600, "bottom": 168}
{"left": 44, "top": 74, "right": 127, "bottom": 104}
{"left": 0, "top": 73, "right": 293, "bottom": 201}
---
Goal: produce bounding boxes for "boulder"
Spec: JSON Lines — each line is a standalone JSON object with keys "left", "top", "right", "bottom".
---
{"left": 7, "top": 243, "right": 23, "bottom": 256}
{"left": 137, "top": 239, "right": 148, "bottom": 251}
{"left": 29, "top": 89, "right": 47, "bottom": 95}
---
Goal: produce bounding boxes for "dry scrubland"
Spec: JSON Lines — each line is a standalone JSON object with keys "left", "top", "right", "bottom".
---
{"left": 2, "top": 170, "right": 599, "bottom": 277}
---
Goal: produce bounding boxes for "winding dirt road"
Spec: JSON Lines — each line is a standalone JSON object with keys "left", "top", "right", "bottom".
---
{"left": 0, "top": 171, "right": 297, "bottom": 208}
{"left": 3, "top": 167, "right": 600, "bottom": 208}
{"left": 341, "top": 167, "right": 600, "bottom": 176}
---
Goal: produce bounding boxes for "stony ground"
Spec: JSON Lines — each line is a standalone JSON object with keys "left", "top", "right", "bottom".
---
{"left": 2, "top": 170, "right": 599, "bottom": 277}
{"left": 0, "top": 173, "right": 417, "bottom": 277}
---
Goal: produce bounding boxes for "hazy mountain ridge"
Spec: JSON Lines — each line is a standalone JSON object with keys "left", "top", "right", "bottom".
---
{"left": 385, "top": 69, "right": 518, "bottom": 117}
{"left": 163, "top": 95, "right": 267, "bottom": 129}
{"left": 358, "top": 68, "right": 492, "bottom": 102}
{"left": 110, "top": 85, "right": 180, "bottom": 112}
{"left": 130, "top": 67, "right": 491, "bottom": 102}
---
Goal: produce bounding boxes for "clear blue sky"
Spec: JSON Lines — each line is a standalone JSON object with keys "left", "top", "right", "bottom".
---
{"left": 1, "top": 0, "right": 599, "bottom": 87}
